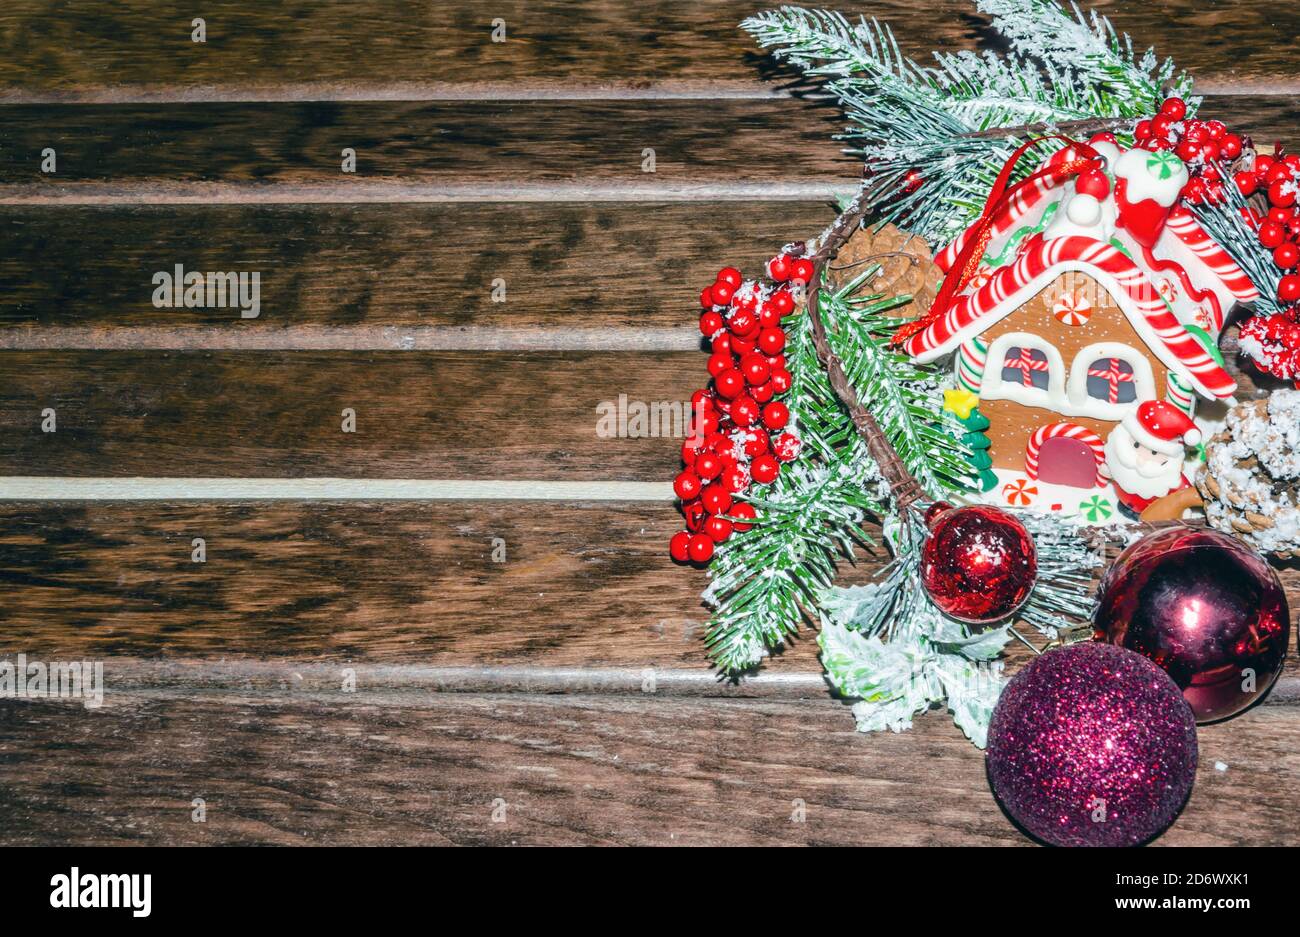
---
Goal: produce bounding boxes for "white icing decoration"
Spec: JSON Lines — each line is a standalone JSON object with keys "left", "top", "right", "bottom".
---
{"left": 1114, "top": 147, "right": 1188, "bottom": 208}
{"left": 1066, "top": 193, "right": 1102, "bottom": 226}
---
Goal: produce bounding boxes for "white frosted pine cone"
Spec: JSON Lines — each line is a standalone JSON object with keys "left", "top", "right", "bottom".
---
{"left": 1197, "top": 390, "right": 1300, "bottom": 558}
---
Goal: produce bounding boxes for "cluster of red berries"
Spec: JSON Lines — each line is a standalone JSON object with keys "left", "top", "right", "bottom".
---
{"left": 668, "top": 256, "right": 806, "bottom": 565}
{"left": 1134, "top": 97, "right": 1247, "bottom": 205}
{"left": 1232, "top": 151, "right": 1300, "bottom": 311}
{"left": 1239, "top": 312, "right": 1300, "bottom": 380}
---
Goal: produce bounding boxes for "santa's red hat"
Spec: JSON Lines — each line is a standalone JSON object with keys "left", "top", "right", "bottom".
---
{"left": 1123, "top": 400, "right": 1201, "bottom": 456}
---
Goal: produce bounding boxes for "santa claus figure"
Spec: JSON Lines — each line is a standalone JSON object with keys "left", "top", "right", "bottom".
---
{"left": 1100, "top": 400, "right": 1201, "bottom": 519}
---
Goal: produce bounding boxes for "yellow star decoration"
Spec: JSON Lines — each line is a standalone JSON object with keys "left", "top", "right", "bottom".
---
{"left": 943, "top": 388, "right": 980, "bottom": 420}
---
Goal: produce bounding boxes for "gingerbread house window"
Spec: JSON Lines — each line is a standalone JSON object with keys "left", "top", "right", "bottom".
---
{"left": 1065, "top": 342, "right": 1157, "bottom": 419}
{"left": 1085, "top": 357, "right": 1138, "bottom": 404}
{"left": 1001, "top": 347, "right": 1051, "bottom": 390}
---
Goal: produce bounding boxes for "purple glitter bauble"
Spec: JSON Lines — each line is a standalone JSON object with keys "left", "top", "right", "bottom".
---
{"left": 987, "top": 643, "right": 1198, "bottom": 847}
{"left": 1094, "top": 527, "right": 1289, "bottom": 723}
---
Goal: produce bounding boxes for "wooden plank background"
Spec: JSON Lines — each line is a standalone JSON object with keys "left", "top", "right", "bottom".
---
{"left": 0, "top": 0, "right": 1297, "bottom": 846}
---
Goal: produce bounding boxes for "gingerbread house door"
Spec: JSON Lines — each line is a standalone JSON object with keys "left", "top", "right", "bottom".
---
{"left": 1036, "top": 436, "right": 1099, "bottom": 488}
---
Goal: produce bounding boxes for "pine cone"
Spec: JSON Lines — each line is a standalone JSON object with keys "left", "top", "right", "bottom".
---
{"left": 826, "top": 223, "right": 943, "bottom": 317}
{"left": 1197, "top": 391, "right": 1300, "bottom": 559}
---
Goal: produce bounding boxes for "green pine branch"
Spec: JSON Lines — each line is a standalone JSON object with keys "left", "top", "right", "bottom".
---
{"left": 704, "top": 268, "right": 972, "bottom": 674}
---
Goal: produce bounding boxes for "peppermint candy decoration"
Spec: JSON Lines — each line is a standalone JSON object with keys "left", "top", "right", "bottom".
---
{"left": 1002, "top": 479, "right": 1038, "bottom": 506}
{"left": 1079, "top": 495, "right": 1113, "bottom": 523}
{"left": 1052, "top": 290, "right": 1092, "bottom": 326}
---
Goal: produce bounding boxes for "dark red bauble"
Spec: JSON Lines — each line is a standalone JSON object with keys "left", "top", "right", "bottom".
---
{"left": 920, "top": 504, "right": 1037, "bottom": 627}
{"left": 1094, "top": 527, "right": 1290, "bottom": 722}
{"left": 987, "top": 643, "right": 1197, "bottom": 848}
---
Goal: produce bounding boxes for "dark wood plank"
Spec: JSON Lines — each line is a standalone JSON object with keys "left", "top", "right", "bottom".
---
{"left": 1, "top": 97, "right": 1295, "bottom": 193}
{"left": 0, "top": 351, "right": 705, "bottom": 478}
{"left": 0, "top": 348, "right": 707, "bottom": 475}
{"left": 1, "top": 690, "right": 1296, "bottom": 845}
{"left": 0, "top": 201, "right": 832, "bottom": 336}
{"left": 0, "top": 1, "right": 1294, "bottom": 96}
{"left": 0, "top": 499, "right": 798, "bottom": 669}
{"left": 0, "top": 100, "right": 855, "bottom": 187}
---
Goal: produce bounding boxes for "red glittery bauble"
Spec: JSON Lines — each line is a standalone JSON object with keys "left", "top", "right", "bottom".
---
{"left": 987, "top": 643, "right": 1198, "bottom": 847}
{"left": 1094, "top": 527, "right": 1290, "bottom": 723}
{"left": 920, "top": 504, "right": 1037, "bottom": 627}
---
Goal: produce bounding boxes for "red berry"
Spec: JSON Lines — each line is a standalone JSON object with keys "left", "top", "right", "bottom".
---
{"left": 731, "top": 395, "right": 759, "bottom": 427}
{"left": 729, "top": 502, "right": 757, "bottom": 532}
{"left": 1220, "top": 134, "right": 1243, "bottom": 160}
{"left": 1134, "top": 119, "right": 1153, "bottom": 141}
{"left": 766, "top": 354, "right": 786, "bottom": 370}
{"left": 730, "top": 334, "right": 756, "bottom": 356}
{"left": 703, "top": 516, "right": 732, "bottom": 544}
{"left": 686, "top": 533, "right": 714, "bottom": 563}
{"left": 751, "top": 454, "right": 780, "bottom": 485}
{"left": 716, "top": 267, "right": 742, "bottom": 288}
{"left": 1270, "top": 179, "right": 1297, "bottom": 208}
{"left": 1175, "top": 140, "right": 1198, "bottom": 162}
{"left": 706, "top": 352, "right": 733, "bottom": 377}
{"left": 770, "top": 291, "right": 795, "bottom": 316}
{"left": 691, "top": 409, "right": 718, "bottom": 439}
{"left": 1150, "top": 114, "right": 1173, "bottom": 139}
{"left": 695, "top": 452, "right": 722, "bottom": 481}
{"left": 769, "top": 368, "right": 792, "bottom": 394}
{"left": 1275, "top": 242, "right": 1300, "bottom": 270}
{"left": 710, "top": 331, "right": 732, "bottom": 356}
{"left": 741, "top": 427, "right": 770, "bottom": 458}
{"left": 699, "top": 288, "right": 715, "bottom": 309}
{"left": 682, "top": 499, "right": 705, "bottom": 532}
{"left": 673, "top": 471, "right": 701, "bottom": 500}
{"left": 1235, "top": 170, "right": 1259, "bottom": 196}
{"left": 750, "top": 381, "right": 775, "bottom": 404}
{"left": 715, "top": 368, "right": 745, "bottom": 399}
{"left": 757, "top": 328, "right": 786, "bottom": 355}
{"left": 1205, "top": 120, "right": 1227, "bottom": 140}
{"left": 772, "top": 432, "right": 802, "bottom": 462}
{"left": 762, "top": 401, "right": 790, "bottom": 430}
{"left": 669, "top": 531, "right": 691, "bottom": 562}
{"left": 1267, "top": 163, "right": 1293, "bottom": 185}
{"left": 1160, "top": 97, "right": 1187, "bottom": 121}
{"left": 758, "top": 304, "right": 781, "bottom": 329}
{"left": 767, "top": 254, "right": 791, "bottom": 282}
{"left": 1259, "top": 220, "right": 1287, "bottom": 248}
{"left": 1281, "top": 275, "right": 1300, "bottom": 303}
{"left": 1182, "top": 177, "right": 1207, "bottom": 204}
{"left": 740, "top": 354, "right": 770, "bottom": 386}
{"left": 699, "top": 311, "right": 724, "bottom": 336}
{"left": 711, "top": 281, "right": 736, "bottom": 305}
{"left": 700, "top": 483, "right": 732, "bottom": 515}
{"left": 727, "top": 308, "right": 758, "bottom": 337}
{"left": 789, "top": 258, "right": 815, "bottom": 284}
{"left": 1256, "top": 154, "right": 1276, "bottom": 175}
{"left": 722, "top": 464, "right": 750, "bottom": 494}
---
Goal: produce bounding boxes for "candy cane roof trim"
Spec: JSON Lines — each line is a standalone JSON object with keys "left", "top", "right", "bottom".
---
{"left": 904, "top": 233, "right": 1238, "bottom": 399}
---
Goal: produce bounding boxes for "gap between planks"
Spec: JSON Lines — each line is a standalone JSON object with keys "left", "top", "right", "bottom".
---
{"left": 0, "top": 79, "right": 1295, "bottom": 106}
{"left": 0, "top": 181, "right": 857, "bottom": 206}
{"left": 0, "top": 325, "right": 702, "bottom": 352}
{"left": 0, "top": 478, "right": 672, "bottom": 501}
{"left": 11, "top": 658, "right": 1300, "bottom": 705}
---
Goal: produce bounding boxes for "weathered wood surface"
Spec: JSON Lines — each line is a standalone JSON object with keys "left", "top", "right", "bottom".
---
{"left": 0, "top": 100, "right": 855, "bottom": 188}
{"left": 1, "top": 690, "right": 1296, "bottom": 846}
{"left": 0, "top": 351, "right": 702, "bottom": 478}
{"left": 0, "top": 0, "right": 1295, "bottom": 98}
{"left": 1, "top": 97, "right": 1298, "bottom": 195}
{"left": 0, "top": 202, "right": 830, "bottom": 337}
{"left": 2, "top": 0, "right": 1299, "bottom": 848}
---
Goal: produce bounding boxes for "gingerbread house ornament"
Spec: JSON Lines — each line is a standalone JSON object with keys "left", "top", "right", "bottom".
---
{"left": 903, "top": 135, "right": 1259, "bottom": 506}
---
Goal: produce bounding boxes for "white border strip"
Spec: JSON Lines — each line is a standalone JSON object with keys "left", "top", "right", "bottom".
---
{"left": 0, "top": 478, "right": 673, "bottom": 501}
